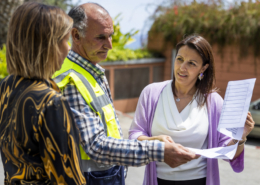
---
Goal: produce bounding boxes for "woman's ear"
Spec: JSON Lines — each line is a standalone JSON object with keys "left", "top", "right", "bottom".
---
{"left": 201, "top": 63, "right": 209, "bottom": 73}
{"left": 71, "top": 28, "right": 81, "bottom": 45}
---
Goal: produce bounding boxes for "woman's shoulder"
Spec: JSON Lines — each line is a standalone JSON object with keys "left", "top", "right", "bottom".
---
{"left": 207, "top": 92, "right": 224, "bottom": 109}
{"left": 137, "top": 80, "right": 171, "bottom": 106}
{"left": 142, "top": 80, "right": 171, "bottom": 94}
{"left": 0, "top": 75, "right": 15, "bottom": 87}
{"left": 12, "top": 76, "right": 63, "bottom": 109}
{"left": 208, "top": 92, "right": 223, "bottom": 101}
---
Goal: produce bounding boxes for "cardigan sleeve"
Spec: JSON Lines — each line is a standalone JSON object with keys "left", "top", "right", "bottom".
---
{"left": 129, "top": 85, "right": 151, "bottom": 139}
{"left": 129, "top": 80, "right": 171, "bottom": 140}
{"left": 211, "top": 93, "right": 244, "bottom": 173}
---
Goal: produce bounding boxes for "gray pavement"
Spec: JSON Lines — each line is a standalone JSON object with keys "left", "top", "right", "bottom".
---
{"left": 1, "top": 112, "right": 260, "bottom": 184}
{"left": 219, "top": 145, "right": 260, "bottom": 185}
{"left": 116, "top": 112, "right": 146, "bottom": 185}
{"left": 0, "top": 156, "right": 3, "bottom": 184}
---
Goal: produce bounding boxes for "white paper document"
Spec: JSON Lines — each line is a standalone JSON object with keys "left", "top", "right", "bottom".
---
{"left": 187, "top": 78, "right": 256, "bottom": 159}
{"left": 218, "top": 78, "right": 256, "bottom": 140}
{"left": 188, "top": 143, "right": 238, "bottom": 160}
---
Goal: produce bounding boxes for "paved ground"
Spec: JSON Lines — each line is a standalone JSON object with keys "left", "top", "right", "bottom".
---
{"left": 1, "top": 112, "right": 260, "bottom": 184}
{"left": 0, "top": 156, "right": 3, "bottom": 183}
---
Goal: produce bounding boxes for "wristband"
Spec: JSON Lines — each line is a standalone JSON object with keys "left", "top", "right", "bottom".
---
{"left": 232, "top": 138, "right": 247, "bottom": 146}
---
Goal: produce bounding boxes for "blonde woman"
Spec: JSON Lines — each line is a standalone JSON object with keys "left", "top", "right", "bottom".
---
{"left": 0, "top": 2, "right": 86, "bottom": 185}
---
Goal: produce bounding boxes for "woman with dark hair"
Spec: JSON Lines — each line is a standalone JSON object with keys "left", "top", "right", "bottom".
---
{"left": 129, "top": 35, "right": 255, "bottom": 185}
{"left": 0, "top": 2, "right": 86, "bottom": 184}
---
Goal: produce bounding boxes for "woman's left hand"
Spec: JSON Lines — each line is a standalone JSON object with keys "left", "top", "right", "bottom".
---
{"left": 242, "top": 112, "right": 255, "bottom": 140}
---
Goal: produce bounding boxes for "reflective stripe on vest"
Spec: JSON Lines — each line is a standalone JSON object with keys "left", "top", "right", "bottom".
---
{"left": 53, "top": 57, "right": 121, "bottom": 171}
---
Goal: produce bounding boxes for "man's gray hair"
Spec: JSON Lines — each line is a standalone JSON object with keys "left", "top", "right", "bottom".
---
{"left": 68, "top": 6, "right": 87, "bottom": 38}
{"left": 68, "top": 3, "right": 110, "bottom": 38}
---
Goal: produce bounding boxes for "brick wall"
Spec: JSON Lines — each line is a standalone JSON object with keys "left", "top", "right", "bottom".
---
{"left": 148, "top": 33, "right": 260, "bottom": 101}
{"left": 212, "top": 45, "right": 259, "bottom": 101}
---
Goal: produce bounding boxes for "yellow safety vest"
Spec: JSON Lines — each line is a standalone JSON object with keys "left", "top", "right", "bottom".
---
{"left": 53, "top": 57, "right": 121, "bottom": 171}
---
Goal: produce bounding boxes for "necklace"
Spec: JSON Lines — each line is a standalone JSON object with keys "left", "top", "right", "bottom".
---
{"left": 175, "top": 96, "right": 190, "bottom": 102}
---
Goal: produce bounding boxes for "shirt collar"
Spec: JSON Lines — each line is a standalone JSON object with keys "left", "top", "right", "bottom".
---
{"left": 67, "top": 50, "right": 105, "bottom": 77}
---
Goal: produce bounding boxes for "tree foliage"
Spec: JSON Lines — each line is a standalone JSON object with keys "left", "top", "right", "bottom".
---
{"left": 0, "top": 45, "right": 8, "bottom": 79}
{"left": 104, "top": 15, "right": 152, "bottom": 62}
{"left": 37, "top": 0, "right": 74, "bottom": 11}
{"left": 0, "top": 0, "right": 23, "bottom": 48}
{"left": 150, "top": 0, "right": 260, "bottom": 58}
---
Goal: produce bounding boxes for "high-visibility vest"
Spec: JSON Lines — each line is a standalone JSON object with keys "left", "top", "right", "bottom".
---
{"left": 53, "top": 57, "right": 121, "bottom": 172}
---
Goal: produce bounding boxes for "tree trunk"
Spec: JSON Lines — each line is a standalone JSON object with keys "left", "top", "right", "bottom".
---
{"left": 0, "top": 0, "right": 25, "bottom": 48}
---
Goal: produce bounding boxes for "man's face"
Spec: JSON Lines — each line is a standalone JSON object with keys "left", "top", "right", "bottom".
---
{"left": 79, "top": 15, "right": 114, "bottom": 64}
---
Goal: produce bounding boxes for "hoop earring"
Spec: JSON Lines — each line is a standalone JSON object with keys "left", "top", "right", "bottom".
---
{"left": 198, "top": 73, "right": 204, "bottom": 80}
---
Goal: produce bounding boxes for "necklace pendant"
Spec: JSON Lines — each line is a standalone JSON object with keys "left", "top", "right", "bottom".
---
{"left": 176, "top": 98, "right": 180, "bottom": 102}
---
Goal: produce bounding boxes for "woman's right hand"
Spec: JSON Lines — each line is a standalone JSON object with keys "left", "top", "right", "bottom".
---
{"left": 154, "top": 135, "right": 174, "bottom": 143}
{"left": 137, "top": 135, "right": 174, "bottom": 143}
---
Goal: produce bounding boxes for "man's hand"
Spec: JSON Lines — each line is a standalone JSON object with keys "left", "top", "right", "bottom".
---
{"left": 164, "top": 140, "right": 199, "bottom": 168}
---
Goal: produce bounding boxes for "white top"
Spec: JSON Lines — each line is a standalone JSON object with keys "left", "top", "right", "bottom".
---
{"left": 152, "top": 82, "right": 209, "bottom": 181}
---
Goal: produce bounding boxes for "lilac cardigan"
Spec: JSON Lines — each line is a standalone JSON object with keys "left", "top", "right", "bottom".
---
{"left": 128, "top": 80, "right": 244, "bottom": 185}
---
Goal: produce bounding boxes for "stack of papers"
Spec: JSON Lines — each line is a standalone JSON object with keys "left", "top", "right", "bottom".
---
{"left": 188, "top": 78, "right": 256, "bottom": 159}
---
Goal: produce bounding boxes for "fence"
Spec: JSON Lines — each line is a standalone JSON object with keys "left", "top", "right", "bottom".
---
{"left": 100, "top": 58, "right": 165, "bottom": 112}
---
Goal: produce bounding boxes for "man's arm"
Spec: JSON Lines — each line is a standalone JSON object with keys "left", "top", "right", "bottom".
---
{"left": 62, "top": 83, "right": 165, "bottom": 166}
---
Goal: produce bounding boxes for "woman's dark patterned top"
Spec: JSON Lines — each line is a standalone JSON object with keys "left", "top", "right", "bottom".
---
{"left": 0, "top": 75, "right": 86, "bottom": 185}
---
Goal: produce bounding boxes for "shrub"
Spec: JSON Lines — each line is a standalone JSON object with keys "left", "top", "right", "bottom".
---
{"left": 150, "top": 1, "right": 260, "bottom": 58}
{"left": 0, "top": 45, "right": 8, "bottom": 80}
{"left": 104, "top": 15, "right": 152, "bottom": 62}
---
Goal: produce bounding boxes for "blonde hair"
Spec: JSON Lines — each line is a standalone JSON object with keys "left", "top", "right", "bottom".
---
{"left": 6, "top": 2, "right": 73, "bottom": 79}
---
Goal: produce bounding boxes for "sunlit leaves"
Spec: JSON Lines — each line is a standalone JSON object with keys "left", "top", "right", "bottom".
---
{"left": 0, "top": 45, "right": 8, "bottom": 79}
{"left": 104, "top": 15, "right": 152, "bottom": 62}
{"left": 151, "top": 1, "right": 260, "bottom": 58}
